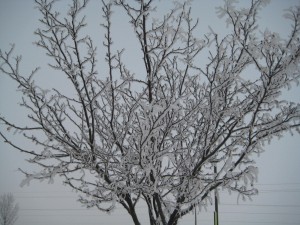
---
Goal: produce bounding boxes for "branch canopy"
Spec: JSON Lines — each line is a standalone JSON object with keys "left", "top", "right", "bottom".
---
{"left": 0, "top": 0, "right": 300, "bottom": 225}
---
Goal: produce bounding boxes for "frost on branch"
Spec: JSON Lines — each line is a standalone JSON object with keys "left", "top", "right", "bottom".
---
{"left": 1, "top": 1, "right": 300, "bottom": 225}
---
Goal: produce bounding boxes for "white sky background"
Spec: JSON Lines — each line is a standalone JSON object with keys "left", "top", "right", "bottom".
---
{"left": 0, "top": 0, "right": 300, "bottom": 225}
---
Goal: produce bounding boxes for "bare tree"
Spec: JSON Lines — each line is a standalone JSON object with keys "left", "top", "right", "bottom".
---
{"left": 0, "top": 194, "right": 19, "bottom": 225}
{"left": 0, "top": 0, "right": 300, "bottom": 225}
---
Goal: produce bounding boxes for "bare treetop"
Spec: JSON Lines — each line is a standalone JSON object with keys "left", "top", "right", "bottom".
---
{"left": 0, "top": 0, "right": 300, "bottom": 225}
{"left": 0, "top": 193, "right": 19, "bottom": 225}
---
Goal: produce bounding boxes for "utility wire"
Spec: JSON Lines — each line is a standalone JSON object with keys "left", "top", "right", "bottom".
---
{"left": 18, "top": 202, "right": 300, "bottom": 211}
{"left": 11, "top": 188, "right": 300, "bottom": 198}
{"left": 19, "top": 211, "right": 300, "bottom": 216}
{"left": 7, "top": 182, "right": 300, "bottom": 194}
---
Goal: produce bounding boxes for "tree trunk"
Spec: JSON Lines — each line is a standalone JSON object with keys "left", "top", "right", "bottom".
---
{"left": 123, "top": 194, "right": 141, "bottom": 225}
{"left": 130, "top": 209, "right": 141, "bottom": 225}
{"left": 167, "top": 210, "right": 179, "bottom": 225}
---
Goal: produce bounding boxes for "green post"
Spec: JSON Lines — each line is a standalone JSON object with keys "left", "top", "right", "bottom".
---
{"left": 214, "top": 211, "right": 218, "bottom": 225}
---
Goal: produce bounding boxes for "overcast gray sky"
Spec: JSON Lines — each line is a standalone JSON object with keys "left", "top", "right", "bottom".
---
{"left": 0, "top": 0, "right": 300, "bottom": 225}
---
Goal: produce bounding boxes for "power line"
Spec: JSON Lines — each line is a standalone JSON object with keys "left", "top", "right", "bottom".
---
{"left": 5, "top": 182, "right": 300, "bottom": 194}
{"left": 15, "top": 195, "right": 75, "bottom": 198}
{"left": 256, "top": 182, "right": 300, "bottom": 186}
{"left": 218, "top": 211, "right": 300, "bottom": 216}
{"left": 6, "top": 187, "right": 300, "bottom": 225}
{"left": 220, "top": 203, "right": 300, "bottom": 208}
{"left": 17, "top": 206, "right": 300, "bottom": 225}
{"left": 18, "top": 202, "right": 300, "bottom": 212}
{"left": 161, "top": 217, "right": 300, "bottom": 225}
{"left": 19, "top": 211, "right": 300, "bottom": 216}
{"left": 11, "top": 188, "right": 300, "bottom": 199}
{"left": 17, "top": 209, "right": 300, "bottom": 225}
{"left": 211, "top": 220, "right": 299, "bottom": 225}
{"left": 183, "top": 217, "right": 300, "bottom": 225}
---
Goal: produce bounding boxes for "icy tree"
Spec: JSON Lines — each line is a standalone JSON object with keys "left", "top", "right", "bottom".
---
{"left": 0, "top": 194, "right": 19, "bottom": 225}
{"left": 0, "top": 0, "right": 300, "bottom": 224}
